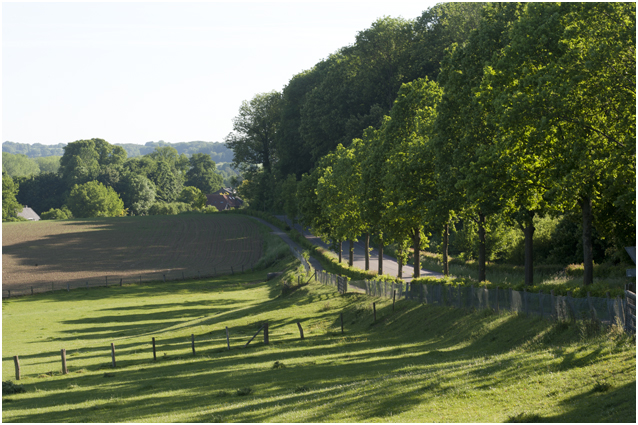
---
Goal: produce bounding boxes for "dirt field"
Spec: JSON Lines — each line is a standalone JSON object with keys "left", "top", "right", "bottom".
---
{"left": 2, "top": 214, "right": 263, "bottom": 293}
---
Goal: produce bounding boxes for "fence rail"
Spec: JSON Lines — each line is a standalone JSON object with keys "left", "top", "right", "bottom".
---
{"left": 2, "top": 264, "right": 258, "bottom": 299}
{"left": 318, "top": 270, "right": 629, "bottom": 329}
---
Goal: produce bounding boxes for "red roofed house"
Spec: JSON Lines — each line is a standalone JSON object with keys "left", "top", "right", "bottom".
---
{"left": 205, "top": 188, "right": 244, "bottom": 211}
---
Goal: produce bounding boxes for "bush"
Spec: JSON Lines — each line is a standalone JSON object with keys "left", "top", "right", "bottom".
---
{"left": 41, "top": 206, "right": 73, "bottom": 220}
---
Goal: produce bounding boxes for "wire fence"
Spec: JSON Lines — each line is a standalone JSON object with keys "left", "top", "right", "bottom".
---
{"left": 318, "top": 270, "right": 632, "bottom": 331}
{"left": 2, "top": 263, "right": 259, "bottom": 299}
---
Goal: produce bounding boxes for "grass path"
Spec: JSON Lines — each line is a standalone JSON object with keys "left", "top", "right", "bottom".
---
{"left": 2, "top": 258, "right": 635, "bottom": 422}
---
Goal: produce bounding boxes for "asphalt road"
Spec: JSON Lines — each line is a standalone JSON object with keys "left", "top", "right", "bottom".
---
{"left": 274, "top": 216, "right": 443, "bottom": 282}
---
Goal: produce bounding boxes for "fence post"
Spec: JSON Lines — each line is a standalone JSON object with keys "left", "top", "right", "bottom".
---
{"left": 111, "top": 343, "right": 116, "bottom": 368}
{"left": 231, "top": 267, "right": 234, "bottom": 275}
{"left": 226, "top": 327, "right": 230, "bottom": 350}
{"left": 509, "top": 288, "right": 513, "bottom": 313}
{"left": 8, "top": 290, "right": 10, "bottom": 298}
{"left": 606, "top": 291, "right": 613, "bottom": 324}
{"left": 567, "top": 291, "right": 575, "bottom": 322}
{"left": 495, "top": 287, "right": 500, "bottom": 314}
{"left": 297, "top": 322, "right": 304, "bottom": 339}
{"left": 263, "top": 323, "right": 269, "bottom": 345}
{"left": 470, "top": 285, "right": 474, "bottom": 310}
{"left": 524, "top": 288, "right": 528, "bottom": 317}
{"left": 120, "top": 278, "right": 123, "bottom": 287}
{"left": 191, "top": 334, "right": 196, "bottom": 354}
{"left": 458, "top": 284, "right": 461, "bottom": 309}
{"left": 340, "top": 313, "right": 344, "bottom": 334}
{"left": 539, "top": 290, "right": 544, "bottom": 319}
{"left": 67, "top": 283, "right": 70, "bottom": 292}
{"left": 373, "top": 302, "right": 377, "bottom": 322}
{"left": 140, "top": 276, "right": 142, "bottom": 284}
{"left": 31, "top": 287, "right": 34, "bottom": 295}
{"left": 152, "top": 337, "right": 157, "bottom": 361}
{"left": 163, "top": 274, "right": 166, "bottom": 282}
{"left": 14, "top": 356, "right": 20, "bottom": 380}
{"left": 587, "top": 291, "right": 597, "bottom": 321}
{"left": 61, "top": 349, "right": 68, "bottom": 374}
{"left": 52, "top": 283, "right": 54, "bottom": 292}
{"left": 393, "top": 290, "right": 396, "bottom": 311}
{"left": 550, "top": 290, "right": 556, "bottom": 321}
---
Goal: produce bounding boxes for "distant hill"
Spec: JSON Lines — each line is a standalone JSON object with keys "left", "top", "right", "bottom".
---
{"left": 2, "top": 141, "right": 234, "bottom": 162}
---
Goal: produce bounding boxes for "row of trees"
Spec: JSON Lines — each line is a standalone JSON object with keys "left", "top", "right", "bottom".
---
{"left": 230, "top": 3, "right": 636, "bottom": 286}
{"left": 3, "top": 138, "right": 228, "bottom": 220}
{"left": 2, "top": 140, "right": 234, "bottom": 162}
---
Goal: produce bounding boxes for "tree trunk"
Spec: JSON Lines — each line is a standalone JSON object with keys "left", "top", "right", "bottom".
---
{"left": 398, "top": 246, "right": 403, "bottom": 279}
{"left": 478, "top": 212, "right": 486, "bottom": 282}
{"left": 582, "top": 196, "right": 594, "bottom": 285}
{"left": 364, "top": 233, "right": 370, "bottom": 271}
{"left": 524, "top": 213, "right": 535, "bottom": 286}
{"left": 443, "top": 221, "right": 449, "bottom": 276}
{"left": 378, "top": 238, "right": 384, "bottom": 275}
{"left": 349, "top": 240, "right": 354, "bottom": 267}
{"left": 413, "top": 228, "right": 421, "bottom": 279}
{"left": 338, "top": 241, "right": 342, "bottom": 263}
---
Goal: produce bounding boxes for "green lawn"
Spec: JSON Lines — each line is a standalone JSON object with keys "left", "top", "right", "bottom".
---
{"left": 2, "top": 257, "right": 635, "bottom": 422}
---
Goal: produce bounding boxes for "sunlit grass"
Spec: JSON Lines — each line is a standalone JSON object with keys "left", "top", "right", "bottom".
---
{"left": 2, "top": 257, "right": 635, "bottom": 422}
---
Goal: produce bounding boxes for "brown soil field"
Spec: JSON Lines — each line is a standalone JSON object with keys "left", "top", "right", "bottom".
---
{"left": 2, "top": 214, "right": 263, "bottom": 293}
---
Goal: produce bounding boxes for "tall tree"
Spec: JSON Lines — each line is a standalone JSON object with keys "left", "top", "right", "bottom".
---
{"left": 185, "top": 153, "right": 223, "bottom": 194}
{"left": 225, "top": 91, "right": 282, "bottom": 174}
{"left": 486, "top": 2, "right": 636, "bottom": 285}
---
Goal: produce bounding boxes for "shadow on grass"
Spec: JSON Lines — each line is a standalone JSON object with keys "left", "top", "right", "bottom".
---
{"left": 3, "top": 279, "right": 635, "bottom": 423}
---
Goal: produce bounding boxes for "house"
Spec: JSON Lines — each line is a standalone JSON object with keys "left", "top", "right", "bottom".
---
{"left": 17, "top": 206, "right": 40, "bottom": 221}
{"left": 205, "top": 188, "right": 244, "bottom": 211}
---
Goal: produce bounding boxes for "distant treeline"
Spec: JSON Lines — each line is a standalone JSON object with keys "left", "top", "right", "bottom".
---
{"left": 2, "top": 140, "right": 234, "bottom": 162}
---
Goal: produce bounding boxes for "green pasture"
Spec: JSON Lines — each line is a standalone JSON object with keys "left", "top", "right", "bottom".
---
{"left": 2, "top": 257, "right": 635, "bottom": 422}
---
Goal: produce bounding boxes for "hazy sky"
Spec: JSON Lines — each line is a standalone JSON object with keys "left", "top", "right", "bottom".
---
{"left": 2, "top": 1, "right": 437, "bottom": 146}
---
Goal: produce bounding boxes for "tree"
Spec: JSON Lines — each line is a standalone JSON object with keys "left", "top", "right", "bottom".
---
{"left": 486, "top": 2, "right": 636, "bottom": 284}
{"left": 66, "top": 181, "right": 125, "bottom": 218}
{"left": 118, "top": 173, "right": 156, "bottom": 215}
{"left": 148, "top": 160, "right": 183, "bottom": 203}
{"left": 178, "top": 186, "right": 207, "bottom": 209}
{"left": 225, "top": 91, "right": 282, "bottom": 174}
{"left": 2, "top": 153, "right": 40, "bottom": 177}
{"left": 14, "top": 172, "right": 67, "bottom": 215}
{"left": 382, "top": 78, "right": 442, "bottom": 278}
{"left": 2, "top": 171, "right": 23, "bottom": 221}
{"left": 316, "top": 144, "right": 366, "bottom": 267}
{"left": 34, "top": 156, "right": 61, "bottom": 174}
{"left": 184, "top": 153, "right": 223, "bottom": 194}
{"left": 432, "top": 3, "right": 523, "bottom": 282}
{"left": 59, "top": 139, "right": 127, "bottom": 187}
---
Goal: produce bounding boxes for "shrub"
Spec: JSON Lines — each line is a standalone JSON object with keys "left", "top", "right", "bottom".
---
{"left": 41, "top": 206, "right": 73, "bottom": 220}
{"left": 2, "top": 381, "right": 26, "bottom": 395}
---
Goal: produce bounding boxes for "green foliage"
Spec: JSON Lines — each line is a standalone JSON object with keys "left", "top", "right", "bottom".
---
{"left": 34, "top": 156, "right": 61, "bottom": 174}
{"left": 66, "top": 181, "right": 125, "bottom": 218}
{"left": 118, "top": 173, "right": 156, "bottom": 216}
{"left": 40, "top": 206, "right": 73, "bottom": 220}
{"left": 13, "top": 172, "right": 68, "bottom": 215}
{"left": 2, "top": 172, "right": 23, "bottom": 221}
{"left": 184, "top": 153, "right": 223, "bottom": 194}
{"left": 148, "top": 202, "right": 193, "bottom": 216}
{"left": 2, "top": 152, "right": 40, "bottom": 177}
{"left": 178, "top": 186, "right": 207, "bottom": 209}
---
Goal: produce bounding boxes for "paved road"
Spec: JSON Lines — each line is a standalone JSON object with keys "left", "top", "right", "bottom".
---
{"left": 274, "top": 216, "right": 443, "bottom": 282}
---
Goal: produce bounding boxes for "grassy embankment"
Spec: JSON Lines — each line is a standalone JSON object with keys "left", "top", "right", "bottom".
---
{"left": 2, "top": 255, "right": 635, "bottom": 422}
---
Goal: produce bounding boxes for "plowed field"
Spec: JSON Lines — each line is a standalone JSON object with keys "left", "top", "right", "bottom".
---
{"left": 2, "top": 214, "right": 262, "bottom": 293}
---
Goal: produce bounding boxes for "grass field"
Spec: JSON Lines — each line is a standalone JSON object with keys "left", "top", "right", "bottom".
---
{"left": 2, "top": 214, "right": 263, "bottom": 293}
{"left": 2, "top": 256, "right": 635, "bottom": 422}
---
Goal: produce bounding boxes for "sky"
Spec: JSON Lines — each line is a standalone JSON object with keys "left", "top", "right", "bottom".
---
{"left": 2, "top": 1, "right": 438, "bottom": 146}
